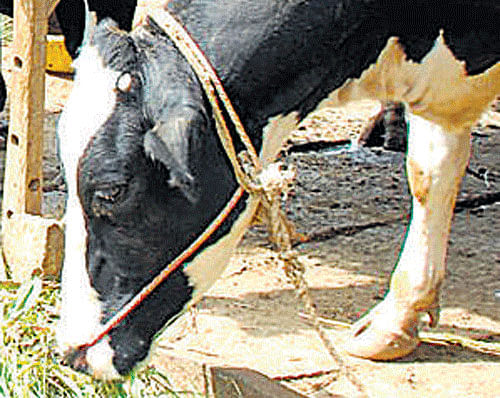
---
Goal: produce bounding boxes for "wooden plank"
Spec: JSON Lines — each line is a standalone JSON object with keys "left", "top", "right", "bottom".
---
{"left": 211, "top": 367, "right": 308, "bottom": 398}
{"left": 2, "top": 214, "right": 63, "bottom": 280}
{"left": 4, "top": 0, "right": 47, "bottom": 217}
{"left": 1, "top": 0, "right": 63, "bottom": 281}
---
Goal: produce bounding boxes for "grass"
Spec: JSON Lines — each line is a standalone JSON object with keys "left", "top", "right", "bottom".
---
{"left": 0, "top": 15, "right": 13, "bottom": 45}
{"left": 0, "top": 277, "right": 203, "bottom": 397}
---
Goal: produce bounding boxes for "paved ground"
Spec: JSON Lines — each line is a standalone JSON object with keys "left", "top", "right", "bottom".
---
{"left": 153, "top": 113, "right": 500, "bottom": 397}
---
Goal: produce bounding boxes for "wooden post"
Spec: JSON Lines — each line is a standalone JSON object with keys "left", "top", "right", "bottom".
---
{"left": 1, "top": 0, "right": 63, "bottom": 281}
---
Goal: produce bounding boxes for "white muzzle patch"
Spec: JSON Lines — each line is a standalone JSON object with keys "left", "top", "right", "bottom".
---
{"left": 86, "top": 339, "right": 122, "bottom": 380}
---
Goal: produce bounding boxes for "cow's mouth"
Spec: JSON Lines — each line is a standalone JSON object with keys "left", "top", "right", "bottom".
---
{"left": 62, "top": 346, "right": 90, "bottom": 375}
{"left": 61, "top": 338, "right": 124, "bottom": 380}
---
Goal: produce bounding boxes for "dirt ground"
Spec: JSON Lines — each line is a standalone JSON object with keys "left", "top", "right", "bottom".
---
{"left": 152, "top": 116, "right": 500, "bottom": 397}
{"left": 1, "top": 3, "right": 500, "bottom": 397}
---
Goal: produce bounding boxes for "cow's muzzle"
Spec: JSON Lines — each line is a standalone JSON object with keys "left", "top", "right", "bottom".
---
{"left": 62, "top": 346, "right": 90, "bottom": 374}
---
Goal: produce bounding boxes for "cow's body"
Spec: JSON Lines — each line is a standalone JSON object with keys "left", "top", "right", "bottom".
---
{"left": 56, "top": 0, "right": 500, "bottom": 379}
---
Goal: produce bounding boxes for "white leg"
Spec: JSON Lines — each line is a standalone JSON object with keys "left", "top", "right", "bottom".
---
{"left": 346, "top": 113, "right": 471, "bottom": 360}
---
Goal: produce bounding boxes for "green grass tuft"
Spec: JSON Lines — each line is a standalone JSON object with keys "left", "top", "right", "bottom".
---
{"left": 0, "top": 15, "right": 13, "bottom": 45}
{"left": 0, "top": 277, "right": 201, "bottom": 397}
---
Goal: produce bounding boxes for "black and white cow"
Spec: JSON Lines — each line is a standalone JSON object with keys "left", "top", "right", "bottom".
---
{"left": 0, "top": 0, "right": 137, "bottom": 124}
{"left": 56, "top": 0, "right": 500, "bottom": 379}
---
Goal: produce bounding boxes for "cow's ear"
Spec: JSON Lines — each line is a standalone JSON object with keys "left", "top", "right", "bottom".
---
{"left": 143, "top": 106, "right": 204, "bottom": 203}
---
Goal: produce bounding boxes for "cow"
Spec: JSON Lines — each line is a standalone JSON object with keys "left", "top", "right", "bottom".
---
{"left": 56, "top": 0, "right": 500, "bottom": 380}
{"left": 0, "top": 0, "right": 137, "bottom": 131}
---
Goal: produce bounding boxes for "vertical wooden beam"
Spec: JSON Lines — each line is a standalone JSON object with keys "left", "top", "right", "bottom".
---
{"left": 4, "top": 0, "right": 46, "bottom": 217}
{"left": 1, "top": 0, "right": 63, "bottom": 281}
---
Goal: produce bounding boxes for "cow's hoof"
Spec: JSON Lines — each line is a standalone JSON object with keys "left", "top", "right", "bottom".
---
{"left": 344, "top": 298, "right": 420, "bottom": 360}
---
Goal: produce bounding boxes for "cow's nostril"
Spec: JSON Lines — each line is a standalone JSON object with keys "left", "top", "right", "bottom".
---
{"left": 62, "top": 348, "right": 90, "bottom": 374}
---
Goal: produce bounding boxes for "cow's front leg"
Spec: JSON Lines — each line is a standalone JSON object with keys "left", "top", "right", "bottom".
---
{"left": 346, "top": 113, "right": 471, "bottom": 360}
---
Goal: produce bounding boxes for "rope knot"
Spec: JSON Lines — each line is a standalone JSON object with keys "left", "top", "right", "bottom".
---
{"left": 238, "top": 150, "right": 299, "bottom": 250}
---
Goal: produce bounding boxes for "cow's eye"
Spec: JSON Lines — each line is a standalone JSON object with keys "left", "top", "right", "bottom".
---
{"left": 91, "top": 185, "right": 127, "bottom": 218}
{"left": 116, "top": 71, "right": 139, "bottom": 94}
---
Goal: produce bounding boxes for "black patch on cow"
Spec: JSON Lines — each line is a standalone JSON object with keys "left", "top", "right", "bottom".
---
{"left": 169, "top": 0, "right": 499, "bottom": 131}
{"left": 109, "top": 266, "right": 193, "bottom": 375}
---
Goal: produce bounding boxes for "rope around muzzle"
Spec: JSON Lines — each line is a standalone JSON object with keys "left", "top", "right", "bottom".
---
{"left": 77, "top": 9, "right": 366, "bottom": 395}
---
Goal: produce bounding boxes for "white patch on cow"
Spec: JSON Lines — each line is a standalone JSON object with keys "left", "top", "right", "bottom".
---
{"left": 319, "top": 33, "right": 500, "bottom": 133}
{"left": 318, "top": 33, "right": 496, "bottom": 316}
{"left": 86, "top": 339, "right": 122, "bottom": 381}
{"left": 56, "top": 44, "right": 121, "bottom": 353}
{"left": 261, "top": 112, "right": 299, "bottom": 164}
{"left": 184, "top": 111, "right": 297, "bottom": 302}
{"left": 184, "top": 195, "right": 260, "bottom": 303}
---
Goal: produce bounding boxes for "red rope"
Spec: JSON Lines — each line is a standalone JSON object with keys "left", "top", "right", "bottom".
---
{"left": 79, "top": 187, "right": 245, "bottom": 349}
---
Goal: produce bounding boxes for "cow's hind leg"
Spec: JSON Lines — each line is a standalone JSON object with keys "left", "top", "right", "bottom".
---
{"left": 346, "top": 113, "right": 471, "bottom": 360}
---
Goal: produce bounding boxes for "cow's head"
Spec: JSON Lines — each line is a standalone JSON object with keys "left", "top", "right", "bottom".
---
{"left": 57, "top": 18, "right": 238, "bottom": 379}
